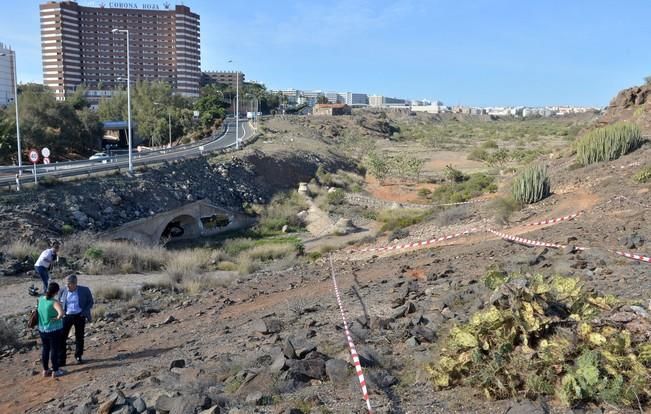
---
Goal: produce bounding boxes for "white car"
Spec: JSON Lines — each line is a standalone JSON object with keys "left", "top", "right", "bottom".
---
{"left": 89, "top": 152, "right": 109, "bottom": 163}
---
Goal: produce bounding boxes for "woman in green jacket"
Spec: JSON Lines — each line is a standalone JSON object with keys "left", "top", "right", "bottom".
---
{"left": 37, "top": 282, "right": 65, "bottom": 378}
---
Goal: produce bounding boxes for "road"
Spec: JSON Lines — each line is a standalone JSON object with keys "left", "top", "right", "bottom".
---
{"left": 0, "top": 117, "right": 255, "bottom": 187}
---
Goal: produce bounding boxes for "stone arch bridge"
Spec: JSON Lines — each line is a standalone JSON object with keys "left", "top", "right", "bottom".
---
{"left": 105, "top": 200, "right": 253, "bottom": 245}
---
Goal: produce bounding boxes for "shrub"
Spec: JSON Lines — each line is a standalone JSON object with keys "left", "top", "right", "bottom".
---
{"left": 429, "top": 273, "right": 651, "bottom": 407}
{"left": 431, "top": 173, "right": 497, "bottom": 204}
{"left": 257, "top": 191, "right": 308, "bottom": 234}
{"left": 377, "top": 208, "right": 430, "bottom": 232}
{"left": 326, "top": 188, "right": 346, "bottom": 206}
{"left": 576, "top": 122, "right": 643, "bottom": 166}
{"left": 633, "top": 164, "right": 651, "bottom": 183}
{"left": 164, "top": 248, "right": 213, "bottom": 283}
{"left": 444, "top": 165, "right": 467, "bottom": 183}
{"left": 61, "top": 224, "right": 74, "bottom": 235}
{"left": 436, "top": 206, "right": 470, "bottom": 226}
{"left": 511, "top": 164, "right": 550, "bottom": 204}
{"left": 467, "top": 147, "right": 489, "bottom": 162}
{"left": 490, "top": 196, "right": 522, "bottom": 224}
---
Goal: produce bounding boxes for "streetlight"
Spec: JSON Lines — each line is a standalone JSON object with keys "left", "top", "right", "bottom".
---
{"left": 112, "top": 28, "right": 133, "bottom": 172}
{"left": 154, "top": 102, "right": 172, "bottom": 148}
{"left": 227, "top": 60, "right": 240, "bottom": 149}
{"left": 0, "top": 50, "right": 22, "bottom": 181}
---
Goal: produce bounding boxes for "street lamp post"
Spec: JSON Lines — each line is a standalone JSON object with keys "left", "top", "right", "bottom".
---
{"left": 0, "top": 50, "right": 22, "bottom": 181}
{"left": 112, "top": 28, "right": 133, "bottom": 172}
{"left": 228, "top": 60, "right": 239, "bottom": 149}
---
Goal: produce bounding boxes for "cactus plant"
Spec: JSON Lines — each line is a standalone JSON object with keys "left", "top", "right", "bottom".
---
{"left": 511, "top": 164, "right": 550, "bottom": 204}
{"left": 576, "top": 122, "right": 642, "bottom": 166}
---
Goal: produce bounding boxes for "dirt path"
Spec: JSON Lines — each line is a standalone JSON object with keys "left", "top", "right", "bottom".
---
{"left": 303, "top": 196, "right": 334, "bottom": 237}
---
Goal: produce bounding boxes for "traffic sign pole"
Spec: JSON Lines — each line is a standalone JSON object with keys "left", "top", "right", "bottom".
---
{"left": 29, "top": 149, "right": 39, "bottom": 185}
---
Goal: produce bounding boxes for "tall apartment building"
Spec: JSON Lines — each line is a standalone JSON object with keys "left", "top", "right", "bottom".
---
{"left": 39, "top": 1, "right": 201, "bottom": 101}
{"left": 0, "top": 43, "right": 16, "bottom": 106}
{"left": 201, "top": 71, "right": 245, "bottom": 89}
{"left": 343, "top": 92, "right": 368, "bottom": 107}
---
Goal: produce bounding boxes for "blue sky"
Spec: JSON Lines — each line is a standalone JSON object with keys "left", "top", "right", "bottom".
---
{"left": 3, "top": 0, "right": 651, "bottom": 106}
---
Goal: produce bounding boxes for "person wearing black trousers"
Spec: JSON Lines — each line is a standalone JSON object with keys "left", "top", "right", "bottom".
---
{"left": 58, "top": 274, "right": 94, "bottom": 366}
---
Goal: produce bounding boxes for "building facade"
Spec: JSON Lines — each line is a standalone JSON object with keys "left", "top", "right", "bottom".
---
{"left": 0, "top": 43, "right": 16, "bottom": 106}
{"left": 39, "top": 1, "right": 201, "bottom": 101}
{"left": 344, "top": 92, "right": 368, "bottom": 107}
{"left": 313, "top": 103, "right": 351, "bottom": 116}
{"left": 201, "top": 71, "right": 245, "bottom": 89}
{"left": 369, "top": 95, "right": 407, "bottom": 107}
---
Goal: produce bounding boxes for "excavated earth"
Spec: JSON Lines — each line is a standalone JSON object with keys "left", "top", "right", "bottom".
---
{"left": 0, "top": 137, "right": 650, "bottom": 412}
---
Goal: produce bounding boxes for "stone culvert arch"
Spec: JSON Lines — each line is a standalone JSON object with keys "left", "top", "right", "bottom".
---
{"left": 105, "top": 200, "right": 255, "bottom": 245}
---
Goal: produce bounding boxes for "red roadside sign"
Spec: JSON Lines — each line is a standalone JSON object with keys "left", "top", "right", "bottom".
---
{"left": 28, "top": 150, "right": 39, "bottom": 164}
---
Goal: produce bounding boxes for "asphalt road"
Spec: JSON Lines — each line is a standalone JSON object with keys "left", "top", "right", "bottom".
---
{"left": 0, "top": 118, "right": 255, "bottom": 187}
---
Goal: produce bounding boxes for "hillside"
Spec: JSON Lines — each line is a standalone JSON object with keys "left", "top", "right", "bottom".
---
{"left": 600, "top": 82, "right": 651, "bottom": 133}
{"left": 0, "top": 103, "right": 650, "bottom": 413}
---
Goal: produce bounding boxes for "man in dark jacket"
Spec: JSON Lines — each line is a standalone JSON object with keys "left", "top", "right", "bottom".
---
{"left": 58, "top": 274, "right": 94, "bottom": 365}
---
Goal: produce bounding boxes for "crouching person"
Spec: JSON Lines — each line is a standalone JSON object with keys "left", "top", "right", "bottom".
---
{"left": 59, "top": 275, "right": 94, "bottom": 366}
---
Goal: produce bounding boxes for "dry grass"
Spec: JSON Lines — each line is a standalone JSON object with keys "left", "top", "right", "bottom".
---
{"left": 94, "top": 285, "right": 137, "bottom": 301}
{"left": 236, "top": 242, "right": 298, "bottom": 275}
{"left": 164, "top": 248, "right": 214, "bottom": 283}
{"left": 181, "top": 273, "right": 235, "bottom": 294}
{"left": 436, "top": 205, "right": 471, "bottom": 226}
{"left": 91, "top": 305, "right": 107, "bottom": 320}
{"left": 6, "top": 241, "right": 41, "bottom": 261}
{"left": 83, "top": 241, "right": 168, "bottom": 274}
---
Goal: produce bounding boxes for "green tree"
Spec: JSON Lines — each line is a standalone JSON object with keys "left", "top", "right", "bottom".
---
{"left": 0, "top": 111, "right": 16, "bottom": 163}
{"left": 316, "top": 95, "right": 329, "bottom": 104}
{"left": 195, "top": 84, "right": 228, "bottom": 130}
{"left": 97, "top": 89, "right": 128, "bottom": 121}
{"left": 407, "top": 157, "right": 426, "bottom": 182}
{"left": 17, "top": 83, "right": 100, "bottom": 157}
{"left": 365, "top": 152, "right": 390, "bottom": 183}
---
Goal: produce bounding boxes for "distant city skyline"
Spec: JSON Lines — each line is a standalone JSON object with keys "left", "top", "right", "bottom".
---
{"left": 3, "top": 0, "right": 651, "bottom": 106}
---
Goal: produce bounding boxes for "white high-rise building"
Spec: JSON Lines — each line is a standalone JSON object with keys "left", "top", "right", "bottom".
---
{"left": 0, "top": 43, "right": 15, "bottom": 107}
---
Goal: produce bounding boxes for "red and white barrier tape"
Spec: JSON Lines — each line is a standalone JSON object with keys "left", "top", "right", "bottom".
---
{"left": 487, "top": 229, "right": 570, "bottom": 249}
{"left": 490, "top": 229, "right": 651, "bottom": 264}
{"left": 329, "top": 255, "right": 373, "bottom": 413}
{"left": 520, "top": 211, "right": 583, "bottom": 227}
{"left": 432, "top": 198, "right": 488, "bottom": 207}
{"left": 350, "top": 211, "right": 584, "bottom": 255}
{"left": 350, "top": 228, "right": 480, "bottom": 254}
{"left": 613, "top": 251, "right": 651, "bottom": 263}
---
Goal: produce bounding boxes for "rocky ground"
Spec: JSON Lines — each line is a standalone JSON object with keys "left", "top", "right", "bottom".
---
{"left": 0, "top": 105, "right": 650, "bottom": 413}
{"left": 0, "top": 136, "right": 648, "bottom": 413}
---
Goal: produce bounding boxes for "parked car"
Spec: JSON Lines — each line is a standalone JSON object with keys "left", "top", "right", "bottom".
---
{"left": 89, "top": 152, "right": 109, "bottom": 162}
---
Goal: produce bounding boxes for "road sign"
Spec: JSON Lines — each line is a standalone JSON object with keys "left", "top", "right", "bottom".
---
{"left": 43, "top": 157, "right": 50, "bottom": 164}
{"left": 41, "top": 147, "right": 51, "bottom": 158}
{"left": 28, "top": 150, "right": 39, "bottom": 164}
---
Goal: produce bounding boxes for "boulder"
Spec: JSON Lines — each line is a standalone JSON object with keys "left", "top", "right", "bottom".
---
{"left": 325, "top": 358, "right": 349, "bottom": 384}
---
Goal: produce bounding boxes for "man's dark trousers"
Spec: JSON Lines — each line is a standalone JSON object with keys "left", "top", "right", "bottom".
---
{"left": 60, "top": 313, "right": 85, "bottom": 365}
